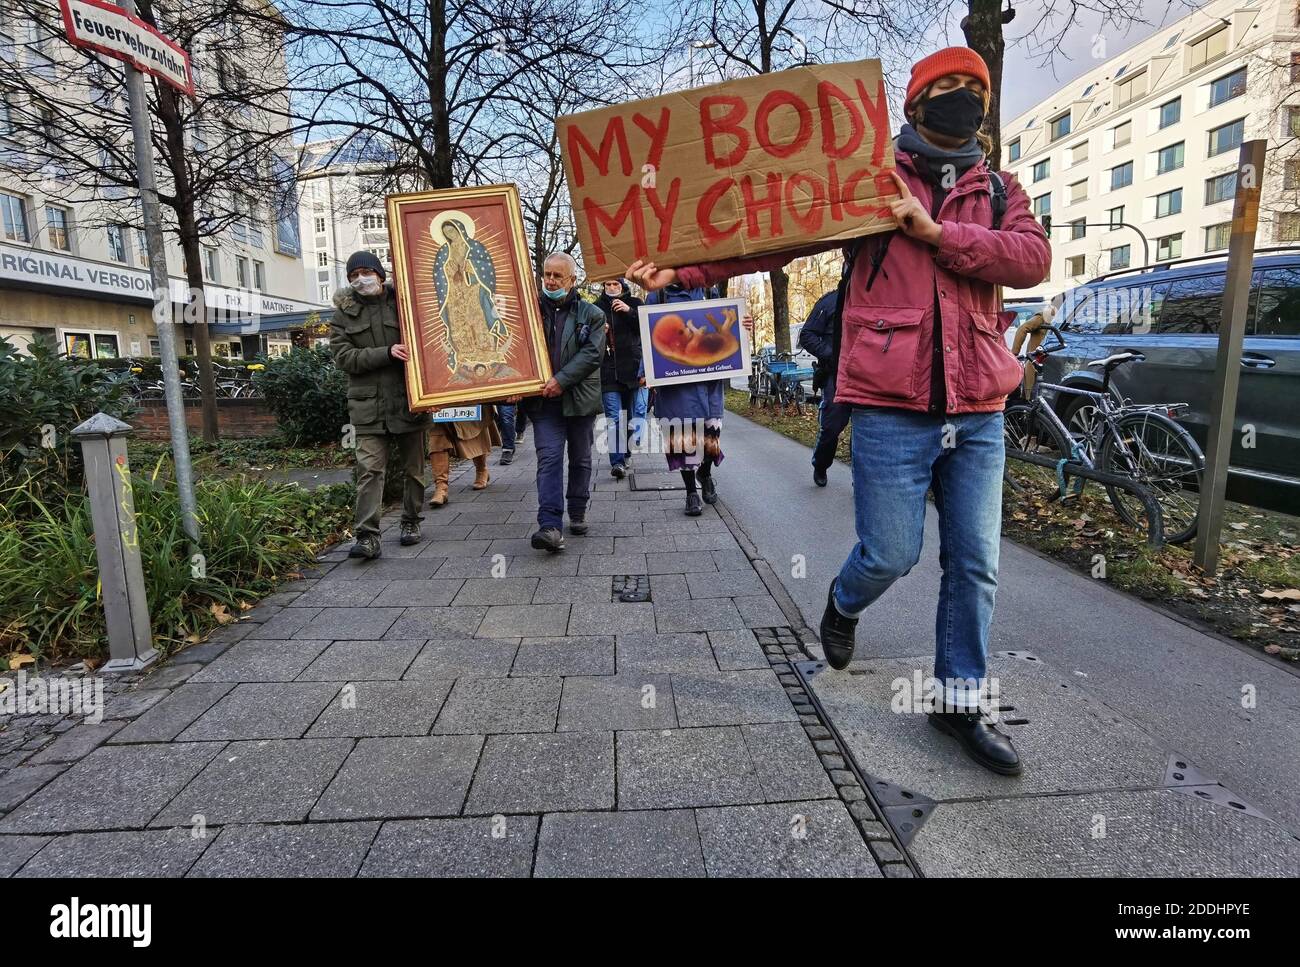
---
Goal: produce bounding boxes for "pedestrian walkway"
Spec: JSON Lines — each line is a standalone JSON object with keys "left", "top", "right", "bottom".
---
{"left": 717, "top": 410, "right": 1300, "bottom": 877}
{"left": 0, "top": 441, "right": 903, "bottom": 877}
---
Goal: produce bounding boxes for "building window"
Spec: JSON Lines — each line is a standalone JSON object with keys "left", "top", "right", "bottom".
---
{"left": 1049, "top": 112, "right": 1072, "bottom": 142}
{"left": 1108, "top": 205, "right": 1125, "bottom": 228}
{"left": 1154, "top": 188, "right": 1182, "bottom": 218}
{"left": 1066, "top": 255, "right": 1087, "bottom": 277}
{"left": 1, "top": 191, "right": 29, "bottom": 242}
{"left": 1116, "top": 72, "right": 1147, "bottom": 108}
{"left": 1032, "top": 193, "right": 1051, "bottom": 217}
{"left": 253, "top": 260, "right": 265, "bottom": 290}
{"left": 107, "top": 224, "right": 126, "bottom": 262}
{"left": 203, "top": 247, "right": 218, "bottom": 282}
{"left": 1109, "top": 245, "right": 1131, "bottom": 270}
{"left": 1288, "top": 107, "right": 1300, "bottom": 138}
{"left": 1070, "top": 141, "right": 1089, "bottom": 165}
{"left": 1163, "top": 32, "right": 1182, "bottom": 50}
{"left": 1112, "top": 121, "right": 1131, "bottom": 148}
{"left": 1188, "top": 27, "right": 1228, "bottom": 70}
{"left": 1007, "top": 139, "right": 1021, "bottom": 162}
{"left": 1285, "top": 159, "right": 1300, "bottom": 190}
{"left": 1204, "top": 222, "right": 1231, "bottom": 252}
{"left": 314, "top": 216, "right": 326, "bottom": 234}
{"left": 1158, "top": 98, "right": 1181, "bottom": 129}
{"left": 1280, "top": 213, "right": 1300, "bottom": 244}
{"left": 236, "top": 256, "right": 249, "bottom": 288}
{"left": 136, "top": 230, "right": 149, "bottom": 267}
{"left": 1208, "top": 68, "right": 1247, "bottom": 108}
{"left": 63, "top": 331, "right": 120, "bottom": 360}
{"left": 362, "top": 213, "right": 386, "bottom": 230}
{"left": 1070, "top": 219, "right": 1087, "bottom": 240}
{"left": 1292, "top": 52, "right": 1300, "bottom": 84}
{"left": 45, "top": 206, "right": 71, "bottom": 251}
{"left": 1069, "top": 180, "right": 1088, "bottom": 204}
{"left": 1208, "top": 118, "right": 1245, "bottom": 157}
{"left": 1205, "top": 172, "right": 1237, "bottom": 204}
{"left": 1032, "top": 159, "right": 1050, "bottom": 182}
{"left": 1156, "top": 233, "right": 1183, "bottom": 262}
{"left": 1110, "top": 161, "right": 1133, "bottom": 190}
{"left": 319, "top": 283, "right": 330, "bottom": 302}
{"left": 1156, "top": 142, "right": 1184, "bottom": 175}
{"left": 317, "top": 251, "right": 329, "bottom": 267}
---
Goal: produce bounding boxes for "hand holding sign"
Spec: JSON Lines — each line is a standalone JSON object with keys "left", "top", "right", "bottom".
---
{"left": 627, "top": 260, "right": 677, "bottom": 293}
{"left": 887, "top": 172, "right": 942, "bottom": 247}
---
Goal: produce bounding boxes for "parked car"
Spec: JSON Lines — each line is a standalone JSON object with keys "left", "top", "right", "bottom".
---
{"left": 1003, "top": 299, "right": 1049, "bottom": 348}
{"left": 1038, "top": 247, "right": 1300, "bottom": 511}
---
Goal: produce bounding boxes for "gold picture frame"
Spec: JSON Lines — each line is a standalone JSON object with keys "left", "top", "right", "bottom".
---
{"left": 387, "top": 184, "right": 552, "bottom": 410}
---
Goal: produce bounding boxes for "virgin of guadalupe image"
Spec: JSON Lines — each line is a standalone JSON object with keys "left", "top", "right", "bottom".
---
{"left": 430, "top": 211, "right": 517, "bottom": 381}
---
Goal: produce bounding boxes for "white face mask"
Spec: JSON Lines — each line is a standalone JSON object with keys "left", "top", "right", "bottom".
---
{"left": 352, "top": 275, "right": 382, "bottom": 296}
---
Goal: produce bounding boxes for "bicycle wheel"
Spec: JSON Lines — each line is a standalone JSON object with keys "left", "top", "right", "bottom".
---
{"left": 1003, "top": 403, "right": 1073, "bottom": 500}
{"left": 1100, "top": 410, "right": 1204, "bottom": 544}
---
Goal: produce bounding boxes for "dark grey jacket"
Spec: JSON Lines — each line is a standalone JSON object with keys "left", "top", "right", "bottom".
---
{"left": 534, "top": 292, "right": 607, "bottom": 418}
{"left": 328, "top": 284, "right": 426, "bottom": 436}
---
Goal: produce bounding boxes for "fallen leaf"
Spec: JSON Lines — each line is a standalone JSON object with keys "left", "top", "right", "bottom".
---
{"left": 83, "top": 656, "right": 102, "bottom": 671}
{"left": 209, "top": 603, "right": 235, "bottom": 625}
{"left": 1260, "top": 589, "right": 1300, "bottom": 602}
{"left": 1264, "top": 644, "right": 1283, "bottom": 655}
{"left": 1227, "top": 522, "right": 1247, "bottom": 531}
{"left": 238, "top": 601, "right": 254, "bottom": 611}
{"left": 7, "top": 653, "right": 34, "bottom": 670}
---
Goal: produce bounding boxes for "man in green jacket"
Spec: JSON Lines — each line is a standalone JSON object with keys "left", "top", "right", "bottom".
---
{"left": 527, "top": 252, "right": 607, "bottom": 553}
{"left": 329, "top": 251, "right": 427, "bottom": 559}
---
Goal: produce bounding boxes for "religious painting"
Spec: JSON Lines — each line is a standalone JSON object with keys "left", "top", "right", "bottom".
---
{"left": 387, "top": 184, "right": 551, "bottom": 409}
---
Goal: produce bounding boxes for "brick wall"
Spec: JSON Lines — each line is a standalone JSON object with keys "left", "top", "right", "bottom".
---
{"left": 130, "top": 399, "right": 278, "bottom": 440}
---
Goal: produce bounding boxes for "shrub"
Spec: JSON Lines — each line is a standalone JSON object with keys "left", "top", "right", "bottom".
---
{"left": 0, "top": 467, "right": 355, "bottom": 662}
{"left": 252, "top": 347, "right": 348, "bottom": 445}
{"left": 0, "top": 338, "right": 136, "bottom": 504}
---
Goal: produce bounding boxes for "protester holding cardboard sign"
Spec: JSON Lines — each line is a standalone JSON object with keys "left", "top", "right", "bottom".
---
{"left": 629, "top": 48, "right": 1051, "bottom": 777}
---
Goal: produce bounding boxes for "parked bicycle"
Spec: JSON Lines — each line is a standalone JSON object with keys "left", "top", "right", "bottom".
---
{"left": 1003, "top": 324, "right": 1205, "bottom": 544}
{"left": 748, "top": 350, "right": 812, "bottom": 415}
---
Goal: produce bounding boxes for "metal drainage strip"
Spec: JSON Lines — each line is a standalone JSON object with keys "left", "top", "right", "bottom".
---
{"left": 1163, "top": 753, "right": 1279, "bottom": 826}
{"left": 791, "top": 660, "right": 934, "bottom": 865}
{"left": 613, "top": 575, "right": 650, "bottom": 603}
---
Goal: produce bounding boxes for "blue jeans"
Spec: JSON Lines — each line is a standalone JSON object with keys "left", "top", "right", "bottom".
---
{"left": 812, "top": 378, "right": 852, "bottom": 472}
{"left": 833, "top": 408, "right": 1005, "bottom": 710}
{"left": 602, "top": 386, "right": 648, "bottom": 467}
{"left": 532, "top": 399, "right": 596, "bottom": 529}
{"left": 495, "top": 404, "right": 517, "bottom": 451}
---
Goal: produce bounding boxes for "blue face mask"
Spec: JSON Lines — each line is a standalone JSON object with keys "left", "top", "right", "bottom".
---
{"left": 542, "top": 286, "right": 569, "bottom": 301}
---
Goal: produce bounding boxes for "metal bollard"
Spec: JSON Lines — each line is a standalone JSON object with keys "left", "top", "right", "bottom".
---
{"left": 71, "top": 413, "right": 158, "bottom": 673}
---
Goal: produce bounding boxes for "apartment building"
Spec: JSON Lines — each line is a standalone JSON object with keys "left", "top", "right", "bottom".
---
{"left": 1002, "top": 0, "right": 1300, "bottom": 300}
{"left": 0, "top": 1, "right": 321, "bottom": 359}
{"left": 298, "top": 135, "right": 421, "bottom": 305}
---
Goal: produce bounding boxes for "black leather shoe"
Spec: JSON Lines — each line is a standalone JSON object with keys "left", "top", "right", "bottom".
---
{"left": 928, "top": 711, "right": 1023, "bottom": 776}
{"left": 499, "top": 449, "right": 514, "bottom": 465}
{"left": 685, "top": 492, "right": 703, "bottom": 516}
{"left": 569, "top": 518, "right": 588, "bottom": 536}
{"left": 697, "top": 469, "right": 717, "bottom": 504}
{"left": 819, "top": 580, "right": 857, "bottom": 669}
{"left": 813, "top": 467, "right": 828, "bottom": 487}
{"left": 611, "top": 464, "right": 626, "bottom": 479}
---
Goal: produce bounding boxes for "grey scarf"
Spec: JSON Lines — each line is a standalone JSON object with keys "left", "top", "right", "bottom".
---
{"left": 895, "top": 123, "right": 984, "bottom": 184}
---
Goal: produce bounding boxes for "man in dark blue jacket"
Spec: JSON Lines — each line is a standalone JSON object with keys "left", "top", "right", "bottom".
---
{"left": 799, "top": 290, "right": 851, "bottom": 486}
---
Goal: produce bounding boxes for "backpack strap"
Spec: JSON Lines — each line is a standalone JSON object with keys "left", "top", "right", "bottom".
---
{"left": 988, "top": 170, "right": 1008, "bottom": 230}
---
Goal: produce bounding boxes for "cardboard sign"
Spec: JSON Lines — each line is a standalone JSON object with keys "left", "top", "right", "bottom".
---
{"left": 560, "top": 59, "right": 896, "bottom": 279}
{"left": 639, "top": 296, "right": 751, "bottom": 388}
{"left": 59, "top": 0, "right": 194, "bottom": 96}
{"left": 387, "top": 184, "right": 552, "bottom": 410}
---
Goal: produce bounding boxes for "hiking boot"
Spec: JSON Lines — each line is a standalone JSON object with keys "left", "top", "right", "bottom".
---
{"left": 569, "top": 518, "right": 589, "bottom": 536}
{"left": 348, "top": 533, "right": 381, "bottom": 560}
{"left": 499, "top": 448, "right": 515, "bottom": 466}
{"left": 929, "top": 710, "right": 1023, "bottom": 776}
{"left": 819, "top": 580, "right": 857, "bottom": 669}
{"left": 697, "top": 468, "right": 717, "bottom": 504}
{"left": 531, "top": 527, "right": 566, "bottom": 553}
{"left": 399, "top": 521, "right": 421, "bottom": 546}
{"left": 685, "top": 492, "right": 703, "bottom": 516}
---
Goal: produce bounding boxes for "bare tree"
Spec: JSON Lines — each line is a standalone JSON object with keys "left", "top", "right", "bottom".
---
{"left": 0, "top": 0, "right": 307, "bottom": 441}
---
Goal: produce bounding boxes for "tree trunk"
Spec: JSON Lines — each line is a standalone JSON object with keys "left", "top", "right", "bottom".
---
{"left": 963, "top": 0, "right": 1006, "bottom": 171}
{"left": 428, "top": 0, "right": 453, "bottom": 189}
{"left": 770, "top": 268, "right": 791, "bottom": 355}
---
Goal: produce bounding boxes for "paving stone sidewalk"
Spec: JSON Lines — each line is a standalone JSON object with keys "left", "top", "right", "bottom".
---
{"left": 0, "top": 443, "right": 899, "bottom": 878}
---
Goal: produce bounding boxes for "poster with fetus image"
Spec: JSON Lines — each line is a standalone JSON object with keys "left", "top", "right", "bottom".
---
{"left": 638, "top": 296, "right": 751, "bottom": 387}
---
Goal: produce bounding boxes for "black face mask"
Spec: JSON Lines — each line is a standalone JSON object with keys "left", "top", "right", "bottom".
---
{"left": 919, "top": 88, "right": 985, "bottom": 139}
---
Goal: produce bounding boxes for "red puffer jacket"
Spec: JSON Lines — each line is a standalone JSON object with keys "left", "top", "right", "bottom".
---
{"left": 674, "top": 151, "right": 1051, "bottom": 414}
